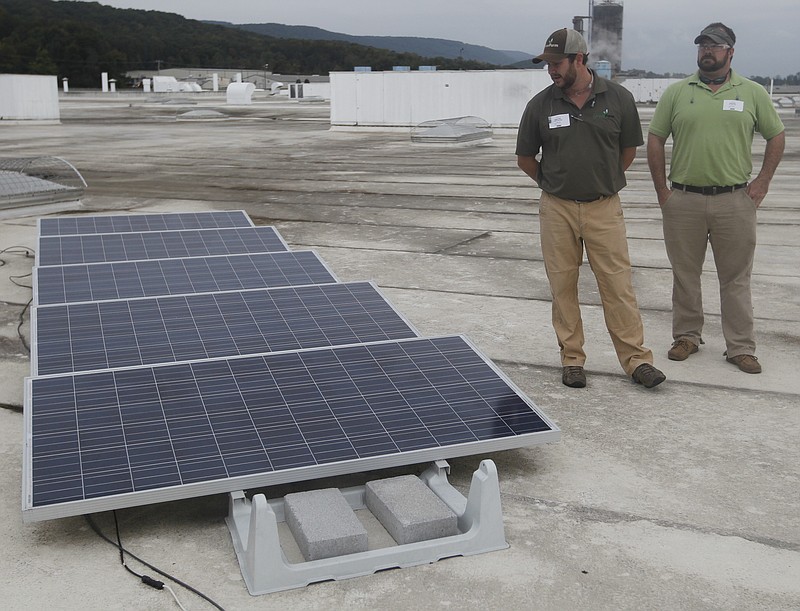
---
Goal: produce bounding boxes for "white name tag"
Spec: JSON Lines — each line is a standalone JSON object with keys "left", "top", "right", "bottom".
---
{"left": 723, "top": 100, "right": 744, "bottom": 112}
{"left": 548, "top": 113, "right": 571, "bottom": 128}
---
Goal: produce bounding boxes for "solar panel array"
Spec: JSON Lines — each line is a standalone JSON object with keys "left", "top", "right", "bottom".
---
{"left": 33, "top": 251, "right": 337, "bottom": 306}
{"left": 24, "top": 210, "right": 559, "bottom": 522}
{"left": 38, "top": 210, "right": 254, "bottom": 236}
{"left": 32, "top": 282, "right": 418, "bottom": 376}
{"left": 37, "top": 226, "right": 288, "bottom": 266}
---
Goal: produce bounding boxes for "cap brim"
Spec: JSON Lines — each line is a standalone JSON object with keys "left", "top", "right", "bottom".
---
{"left": 532, "top": 52, "right": 568, "bottom": 64}
{"left": 694, "top": 33, "right": 729, "bottom": 45}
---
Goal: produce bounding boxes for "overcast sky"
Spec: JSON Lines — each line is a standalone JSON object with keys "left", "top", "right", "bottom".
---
{"left": 88, "top": 0, "right": 798, "bottom": 77}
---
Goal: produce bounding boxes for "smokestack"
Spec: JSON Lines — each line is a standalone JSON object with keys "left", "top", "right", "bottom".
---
{"left": 590, "top": 1, "right": 624, "bottom": 74}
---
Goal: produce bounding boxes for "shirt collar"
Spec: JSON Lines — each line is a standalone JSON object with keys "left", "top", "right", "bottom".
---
{"left": 689, "top": 69, "right": 742, "bottom": 90}
{"left": 552, "top": 69, "right": 607, "bottom": 100}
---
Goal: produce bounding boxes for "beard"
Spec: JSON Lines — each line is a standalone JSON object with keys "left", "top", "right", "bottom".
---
{"left": 697, "top": 54, "right": 728, "bottom": 73}
{"left": 551, "top": 61, "right": 578, "bottom": 90}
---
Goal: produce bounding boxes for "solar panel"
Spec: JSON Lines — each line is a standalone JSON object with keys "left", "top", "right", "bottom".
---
{"left": 32, "top": 282, "right": 419, "bottom": 376}
{"left": 33, "top": 251, "right": 337, "bottom": 306}
{"left": 23, "top": 335, "right": 559, "bottom": 522}
{"left": 38, "top": 211, "right": 254, "bottom": 236}
{"left": 36, "top": 227, "right": 288, "bottom": 267}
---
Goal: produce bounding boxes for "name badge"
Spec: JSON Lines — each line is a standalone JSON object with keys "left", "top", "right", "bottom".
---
{"left": 548, "top": 113, "right": 571, "bottom": 128}
{"left": 723, "top": 100, "right": 744, "bottom": 112}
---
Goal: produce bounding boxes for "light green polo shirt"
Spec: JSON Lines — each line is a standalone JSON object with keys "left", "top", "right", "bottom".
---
{"left": 649, "top": 70, "right": 784, "bottom": 186}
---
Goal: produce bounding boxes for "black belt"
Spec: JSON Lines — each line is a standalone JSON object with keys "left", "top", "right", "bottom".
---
{"left": 574, "top": 195, "right": 608, "bottom": 203}
{"left": 671, "top": 182, "right": 747, "bottom": 195}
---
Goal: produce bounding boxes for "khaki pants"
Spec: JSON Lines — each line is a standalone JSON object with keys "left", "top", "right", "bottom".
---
{"left": 661, "top": 188, "right": 757, "bottom": 357}
{"left": 539, "top": 192, "right": 653, "bottom": 375}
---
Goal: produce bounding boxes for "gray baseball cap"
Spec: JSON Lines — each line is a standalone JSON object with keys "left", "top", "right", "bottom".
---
{"left": 694, "top": 24, "right": 735, "bottom": 47}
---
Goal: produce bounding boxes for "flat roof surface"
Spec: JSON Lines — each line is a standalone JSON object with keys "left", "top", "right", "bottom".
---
{"left": 1, "top": 92, "right": 798, "bottom": 609}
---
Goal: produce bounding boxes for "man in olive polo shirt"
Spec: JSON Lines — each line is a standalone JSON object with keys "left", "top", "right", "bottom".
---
{"left": 647, "top": 22, "right": 785, "bottom": 374}
{"left": 516, "top": 28, "right": 665, "bottom": 389}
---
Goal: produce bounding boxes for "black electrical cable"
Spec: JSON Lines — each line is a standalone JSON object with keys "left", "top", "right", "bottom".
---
{"left": 10, "top": 271, "right": 33, "bottom": 289}
{"left": 85, "top": 514, "right": 226, "bottom": 611}
{"left": 0, "top": 245, "right": 34, "bottom": 262}
{"left": 0, "top": 247, "right": 34, "bottom": 411}
{"left": 111, "top": 511, "right": 147, "bottom": 581}
{"left": 16, "top": 297, "right": 32, "bottom": 354}
{"left": 0, "top": 287, "right": 29, "bottom": 404}
{"left": 1, "top": 246, "right": 34, "bottom": 353}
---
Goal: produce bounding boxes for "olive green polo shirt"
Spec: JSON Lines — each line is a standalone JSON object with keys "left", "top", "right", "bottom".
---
{"left": 515, "top": 74, "right": 643, "bottom": 200}
{"left": 648, "top": 70, "right": 785, "bottom": 186}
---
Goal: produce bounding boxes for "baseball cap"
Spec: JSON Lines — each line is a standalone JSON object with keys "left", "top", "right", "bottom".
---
{"left": 532, "top": 28, "right": 588, "bottom": 64}
{"left": 694, "top": 24, "right": 735, "bottom": 47}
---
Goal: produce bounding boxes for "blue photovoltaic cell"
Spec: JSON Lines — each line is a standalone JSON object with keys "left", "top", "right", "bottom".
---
{"left": 33, "top": 282, "right": 418, "bottom": 375}
{"left": 33, "top": 251, "right": 337, "bottom": 305}
{"left": 24, "top": 336, "right": 558, "bottom": 521}
{"left": 36, "top": 227, "right": 288, "bottom": 267}
{"left": 38, "top": 211, "right": 254, "bottom": 236}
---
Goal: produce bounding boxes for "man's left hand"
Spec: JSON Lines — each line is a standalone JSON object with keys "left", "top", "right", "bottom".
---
{"left": 745, "top": 177, "right": 770, "bottom": 208}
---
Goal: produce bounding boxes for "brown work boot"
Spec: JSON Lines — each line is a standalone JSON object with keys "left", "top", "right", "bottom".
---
{"left": 726, "top": 354, "right": 762, "bottom": 374}
{"left": 631, "top": 363, "right": 666, "bottom": 388}
{"left": 668, "top": 338, "right": 698, "bottom": 361}
{"left": 562, "top": 366, "right": 586, "bottom": 388}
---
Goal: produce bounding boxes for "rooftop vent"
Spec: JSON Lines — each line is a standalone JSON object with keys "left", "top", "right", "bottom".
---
{"left": 0, "top": 157, "right": 86, "bottom": 210}
{"left": 411, "top": 116, "right": 492, "bottom": 145}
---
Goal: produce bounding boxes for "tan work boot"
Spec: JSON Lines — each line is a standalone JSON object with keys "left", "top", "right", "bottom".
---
{"left": 726, "top": 354, "right": 762, "bottom": 374}
{"left": 668, "top": 338, "right": 698, "bottom": 361}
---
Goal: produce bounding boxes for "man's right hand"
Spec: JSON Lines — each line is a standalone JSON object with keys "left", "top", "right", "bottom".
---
{"left": 655, "top": 186, "right": 672, "bottom": 207}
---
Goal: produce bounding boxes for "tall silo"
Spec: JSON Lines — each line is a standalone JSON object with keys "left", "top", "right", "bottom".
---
{"left": 591, "top": 1, "right": 624, "bottom": 75}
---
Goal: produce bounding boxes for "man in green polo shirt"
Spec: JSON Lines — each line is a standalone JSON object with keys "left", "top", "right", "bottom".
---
{"left": 647, "top": 22, "right": 785, "bottom": 374}
{"left": 516, "top": 28, "right": 665, "bottom": 390}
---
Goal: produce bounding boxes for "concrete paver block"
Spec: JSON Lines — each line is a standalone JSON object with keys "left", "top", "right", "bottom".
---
{"left": 366, "top": 474, "right": 458, "bottom": 545}
{"left": 284, "top": 488, "right": 368, "bottom": 561}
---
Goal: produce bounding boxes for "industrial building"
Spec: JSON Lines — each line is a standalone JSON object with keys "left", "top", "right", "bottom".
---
{"left": 573, "top": 1, "right": 625, "bottom": 76}
{"left": 591, "top": 1, "right": 624, "bottom": 74}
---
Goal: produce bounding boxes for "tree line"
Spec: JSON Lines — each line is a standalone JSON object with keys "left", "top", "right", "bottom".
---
{"left": 0, "top": 0, "right": 495, "bottom": 88}
{"left": 3, "top": 0, "right": 797, "bottom": 89}
{"left": 750, "top": 74, "right": 800, "bottom": 87}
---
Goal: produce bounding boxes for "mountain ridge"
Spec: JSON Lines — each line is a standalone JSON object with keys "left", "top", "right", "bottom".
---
{"left": 0, "top": 0, "right": 503, "bottom": 88}
{"left": 208, "top": 21, "right": 535, "bottom": 66}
